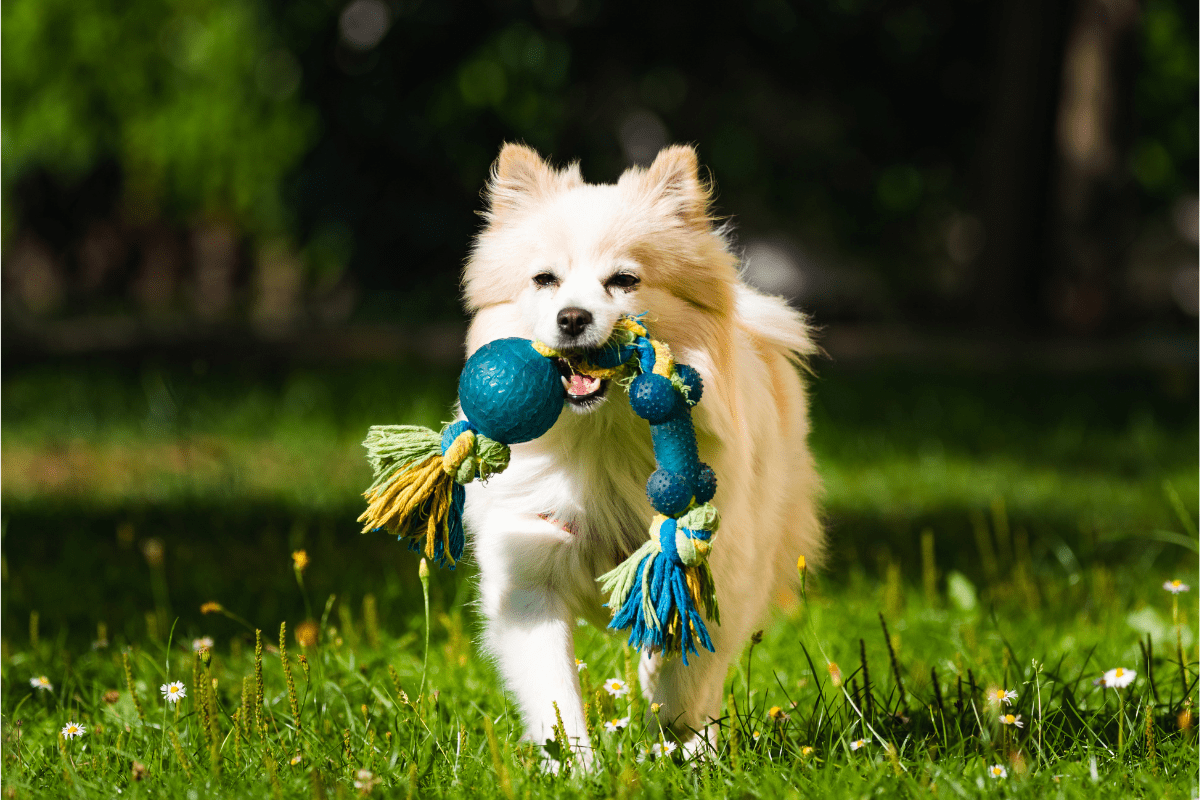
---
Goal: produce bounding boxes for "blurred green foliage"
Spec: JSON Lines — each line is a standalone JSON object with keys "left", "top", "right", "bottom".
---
{"left": 1133, "top": 0, "right": 1199, "bottom": 199}
{"left": 1, "top": 0, "right": 317, "bottom": 233}
{"left": 0, "top": 1, "right": 1195, "bottom": 325}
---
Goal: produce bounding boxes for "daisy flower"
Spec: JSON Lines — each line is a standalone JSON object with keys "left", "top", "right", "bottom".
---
{"left": 800, "top": 746, "right": 815, "bottom": 756}
{"left": 752, "top": 731, "right": 761, "bottom": 742}
{"left": 849, "top": 738, "right": 866, "bottom": 751}
{"left": 575, "top": 659, "right": 587, "bottom": 672}
{"left": 161, "top": 680, "right": 187, "bottom": 703}
{"left": 999, "top": 713, "right": 1024, "bottom": 728}
{"left": 1164, "top": 580, "right": 1190, "bottom": 594}
{"left": 767, "top": 705, "right": 786, "bottom": 720}
{"left": 61, "top": 722, "right": 85, "bottom": 739}
{"left": 1102, "top": 667, "right": 1135, "bottom": 688}
{"left": 192, "top": 637, "right": 214, "bottom": 651}
{"left": 603, "top": 678, "right": 629, "bottom": 698}
{"left": 353, "top": 769, "right": 380, "bottom": 791}
{"left": 989, "top": 764, "right": 1008, "bottom": 779}
{"left": 29, "top": 676, "right": 53, "bottom": 691}
{"left": 603, "top": 716, "right": 630, "bottom": 733}
{"left": 986, "top": 688, "right": 1018, "bottom": 707}
{"left": 638, "top": 741, "right": 677, "bottom": 761}
{"left": 290, "top": 754, "right": 303, "bottom": 766}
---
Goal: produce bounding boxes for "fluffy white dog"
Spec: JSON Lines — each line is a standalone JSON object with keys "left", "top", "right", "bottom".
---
{"left": 460, "top": 142, "right": 823, "bottom": 759}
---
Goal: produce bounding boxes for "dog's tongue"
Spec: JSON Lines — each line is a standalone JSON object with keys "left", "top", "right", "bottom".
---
{"left": 568, "top": 373, "right": 600, "bottom": 396}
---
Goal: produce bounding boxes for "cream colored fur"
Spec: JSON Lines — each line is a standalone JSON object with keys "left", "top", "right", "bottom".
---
{"left": 460, "top": 143, "right": 823, "bottom": 761}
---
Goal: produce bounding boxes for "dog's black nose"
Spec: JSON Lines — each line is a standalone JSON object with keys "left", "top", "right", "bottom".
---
{"left": 557, "top": 307, "right": 593, "bottom": 337}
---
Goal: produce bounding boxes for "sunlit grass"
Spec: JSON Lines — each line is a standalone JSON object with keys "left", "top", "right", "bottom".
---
{"left": 1, "top": 359, "right": 1196, "bottom": 796}
{"left": 2, "top": 542, "right": 1196, "bottom": 798}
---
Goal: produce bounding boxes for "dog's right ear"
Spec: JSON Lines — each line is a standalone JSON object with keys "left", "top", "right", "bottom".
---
{"left": 486, "top": 143, "right": 556, "bottom": 220}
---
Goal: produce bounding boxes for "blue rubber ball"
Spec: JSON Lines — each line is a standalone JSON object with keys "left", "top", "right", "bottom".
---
{"left": 646, "top": 468, "right": 692, "bottom": 517}
{"left": 458, "top": 338, "right": 565, "bottom": 444}
{"left": 694, "top": 462, "right": 717, "bottom": 504}
{"left": 629, "top": 373, "right": 679, "bottom": 424}
{"left": 676, "top": 364, "right": 703, "bottom": 405}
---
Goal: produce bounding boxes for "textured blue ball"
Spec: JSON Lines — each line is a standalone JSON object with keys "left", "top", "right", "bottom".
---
{"left": 694, "top": 462, "right": 717, "bottom": 504}
{"left": 629, "top": 373, "right": 679, "bottom": 424}
{"left": 676, "top": 364, "right": 703, "bottom": 406}
{"left": 458, "top": 338, "right": 565, "bottom": 444}
{"left": 646, "top": 468, "right": 692, "bottom": 517}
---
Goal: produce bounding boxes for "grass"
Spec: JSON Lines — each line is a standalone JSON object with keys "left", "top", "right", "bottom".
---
{"left": 1, "top": 356, "right": 1197, "bottom": 797}
{"left": 2, "top": 547, "right": 1197, "bottom": 798}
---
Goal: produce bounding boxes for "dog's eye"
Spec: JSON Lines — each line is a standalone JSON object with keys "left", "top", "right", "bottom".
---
{"left": 605, "top": 272, "right": 640, "bottom": 291}
{"left": 533, "top": 272, "right": 559, "bottom": 288}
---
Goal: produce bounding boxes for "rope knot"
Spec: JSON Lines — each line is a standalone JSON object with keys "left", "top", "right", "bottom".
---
{"left": 440, "top": 421, "right": 477, "bottom": 483}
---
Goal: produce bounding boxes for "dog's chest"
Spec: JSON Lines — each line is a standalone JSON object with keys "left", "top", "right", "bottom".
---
{"left": 493, "top": 409, "right": 657, "bottom": 563}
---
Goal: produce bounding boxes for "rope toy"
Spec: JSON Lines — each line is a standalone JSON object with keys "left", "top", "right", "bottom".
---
{"left": 358, "top": 315, "right": 721, "bottom": 664}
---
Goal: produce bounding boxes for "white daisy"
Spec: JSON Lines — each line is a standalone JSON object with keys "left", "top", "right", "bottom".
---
{"left": 160, "top": 680, "right": 187, "bottom": 703}
{"left": 638, "top": 741, "right": 677, "bottom": 761}
{"left": 29, "top": 676, "right": 53, "bottom": 691}
{"left": 989, "top": 764, "right": 1007, "bottom": 778}
{"left": 290, "top": 754, "right": 303, "bottom": 766}
{"left": 192, "top": 637, "right": 214, "bottom": 651}
{"left": 1102, "top": 667, "right": 1136, "bottom": 688}
{"left": 603, "top": 678, "right": 629, "bottom": 698}
{"left": 752, "top": 731, "right": 761, "bottom": 741}
{"left": 999, "top": 713, "right": 1024, "bottom": 728}
{"left": 986, "top": 688, "right": 1018, "bottom": 707}
{"left": 353, "top": 769, "right": 380, "bottom": 791}
{"left": 61, "top": 722, "right": 85, "bottom": 739}
{"left": 603, "top": 716, "right": 630, "bottom": 733}
{"left": 849, "top": 738, "right": 866, "bottom": 751}
{"left": 575, "top": 659, "right": 587, "bottom": 672}
{"left": 1164, "top": 580, "right": 1190, "bottom": 594}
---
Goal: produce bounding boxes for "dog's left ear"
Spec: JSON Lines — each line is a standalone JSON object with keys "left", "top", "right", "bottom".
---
{"left": 642, "top": 145, "right": 711, "bottom": 228}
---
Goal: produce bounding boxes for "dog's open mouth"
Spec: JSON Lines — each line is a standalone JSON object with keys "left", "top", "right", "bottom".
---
{"left": 555, "top": 356, "right": 608, "bottom": 409}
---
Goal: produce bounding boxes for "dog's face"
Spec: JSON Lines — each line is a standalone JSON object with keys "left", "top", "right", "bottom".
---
{"left": 464, "top": 144, "right": 739, "bottom": 412}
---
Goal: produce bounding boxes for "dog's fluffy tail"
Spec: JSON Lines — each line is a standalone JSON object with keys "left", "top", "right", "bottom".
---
{"left": 733, "top": 284, "right": 818, "bottom": 363}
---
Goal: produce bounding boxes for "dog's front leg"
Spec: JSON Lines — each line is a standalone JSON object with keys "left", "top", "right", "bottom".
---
{"left": 475, "top": 515, "right": 592, "bottom": 767}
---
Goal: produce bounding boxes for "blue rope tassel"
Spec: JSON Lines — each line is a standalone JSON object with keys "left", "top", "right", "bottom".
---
{"left": 603, "top": 515, "right": 718, "bottom": 664}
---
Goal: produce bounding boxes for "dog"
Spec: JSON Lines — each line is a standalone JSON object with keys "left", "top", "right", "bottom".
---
{"left": 460, "top": 142, "right": 823, "bottom": 760}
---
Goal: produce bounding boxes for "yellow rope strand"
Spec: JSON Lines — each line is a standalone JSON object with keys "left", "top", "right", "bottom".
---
{"left": 616, "top": 317, "right": 648, "bottom": 337}
{"left": 381, "top": 459, "right": 445, "bottom": 524}
{"left": 425, "top": 478, "right": 454, "bottom": 563}
{"left": 357, "top": 456, "right": 442, "bottom": 533}
{"left": 651, "top": 340, "right": 675, "bottom": 378}
{"left": 442, "top": 429, "right": 475, "bottom": 474}
{"left": 684, "top": 567, "right": 703, "bottom": 605}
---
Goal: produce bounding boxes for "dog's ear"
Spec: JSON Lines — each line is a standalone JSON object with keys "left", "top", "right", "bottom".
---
{"left": 486, "top": 143, "right": 564, "bottom": 219}
{"left": 642, "top": 145, "right": 711, "bottom": 227}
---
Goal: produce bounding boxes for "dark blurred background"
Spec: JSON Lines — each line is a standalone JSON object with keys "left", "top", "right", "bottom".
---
{"left": 3, "top": 0, "right": 1197, "bottom": 349}
{"left": 2, "top": 0, "right": 1196, "bottom": 643}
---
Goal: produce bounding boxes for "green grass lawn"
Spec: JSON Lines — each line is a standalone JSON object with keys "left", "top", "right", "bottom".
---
{"left": 1, "top": 356, "right": 1197, "bottom": 797}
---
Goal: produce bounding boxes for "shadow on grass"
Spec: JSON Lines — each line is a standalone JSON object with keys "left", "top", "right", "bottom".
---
{"left": 2, "top": 356, "right": 1196, "bottom": 643}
